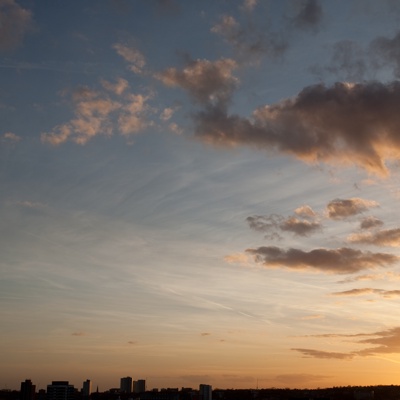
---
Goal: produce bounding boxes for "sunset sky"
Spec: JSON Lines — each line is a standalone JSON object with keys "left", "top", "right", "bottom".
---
{"left": 4, "top": 0, "right": 400, "bottom": 391}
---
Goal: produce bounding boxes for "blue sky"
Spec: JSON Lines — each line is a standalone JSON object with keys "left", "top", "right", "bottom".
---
{"left": 3, "top": 0, "right": 400, "bottom": 391}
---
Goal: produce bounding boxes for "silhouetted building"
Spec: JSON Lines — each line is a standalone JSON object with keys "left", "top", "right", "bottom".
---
{"left": 46, "top": 381, "right": 75, "bottom": 400}
{"left": 120, "top": 377, "right": 132, "bottom": 394}
{"left": 82, "top": 381, "right": 91, "bottom": 397}
{"left": 21, "top": 380, "right": 35, "bottom": 400}
{"left": 199, "top": 385, "right": 212, "bottom": 400}
{"left": 134, "top": 380, "right": 146, "bottom": 394}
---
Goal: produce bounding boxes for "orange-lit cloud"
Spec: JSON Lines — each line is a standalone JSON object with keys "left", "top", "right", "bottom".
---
{"left": 292, "top": 348, "right": 354, "bottom": 360}
{"left": 294, "top": 327, "right": 400, "bottom": 360}
{"left": 156, "top": 58, "right": 238, "bottom": 105}
{"left": 326, "top": 198, "right": 378, "bottom": 219}
{"left": 2, "top": 132, "right": 21, "bottom": 143}
{"left": 0, "top": 0, "right": 32, "bottom": 51}
{"left": 41, "top": 82, "right": 151, "bottom": 145}
{"left": 195, "top": 82, "right": 400, "bottom": 176}
{"left": 113, "top": 42, "right": 146, "bottom": 74}
{"left": 359, "top": 216, "right": 384, "bottom": 230}
{"left": 332, "top": 288, "right": 400, "bottom": 298}
{"left": 246, "top": 246, "right": 398, "bottom": 274}
{"left": 348, "top": 228, "right": 400, "bottom": 247}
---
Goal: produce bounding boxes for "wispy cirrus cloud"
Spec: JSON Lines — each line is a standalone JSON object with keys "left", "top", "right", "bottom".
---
{"left": 292, "top": 348, "right": 354, "bottom": 360}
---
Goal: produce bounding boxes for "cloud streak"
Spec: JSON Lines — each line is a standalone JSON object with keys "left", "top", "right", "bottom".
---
{"left": 246, "top": 246, "right": 398, "bottom": 274}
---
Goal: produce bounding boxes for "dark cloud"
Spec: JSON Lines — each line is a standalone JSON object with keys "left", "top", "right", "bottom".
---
{"left": 279, "top": 216, "right": 321, "bottom": 236}
{"left": 246, "top": 246, "right": 398, "bottom": 274}
{"left": 327, "top": 198, "right": 378, "bottom": 219}
{"left": 211, "top": 14, "right": 288, "bottom": 62}
{"left": 348, "top": 228, "right": 400, "bottom": 247}
{"left": 310, "top": 40, "right": 368, "bottom": 81}
{"left": 292, "top": 348, "right": 354, "bottom": 360}
{"left": 370, "top": 31, "right": 400, "bottom": 78}
{"left": 289, "top": 0, "right": 323, "bottom": 32}
{"left": 360, "top": 216, "right": 384, "bottom": 230}
{"left": 246, "top": 213, "right": 321, "bottom": 237}
{"left": 195, "top": 82, "right": 400, "bottom": 176}
{"left": 0, "top": 0, "right": 32, "bottom": 51}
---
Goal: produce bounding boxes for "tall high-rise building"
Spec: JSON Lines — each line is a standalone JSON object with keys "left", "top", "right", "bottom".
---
{"left": 21, "top": 379, "right": 36, "bottom": 400}
{"left": 82, "top": 380, "right": 91, "bottom": 397}
{"left": 134, "top": 380, "right": 146, "bottom": 393}
{"left": 120, "top": 377, "right": 133, "bottom": 393}
{"left": 199, "top": 385, "right": 212, "bottom": 400}
{"left": 46, "top": 381, "right": 75, "bottom": 400}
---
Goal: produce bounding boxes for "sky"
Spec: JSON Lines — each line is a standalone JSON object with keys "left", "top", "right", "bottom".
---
{"left": 4, "top": 0, "right": 400, "bottom": 392}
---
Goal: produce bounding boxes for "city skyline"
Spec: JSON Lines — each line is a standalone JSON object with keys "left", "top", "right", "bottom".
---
{"left": 3, "top": 0, "right": 400, "bottom": 391}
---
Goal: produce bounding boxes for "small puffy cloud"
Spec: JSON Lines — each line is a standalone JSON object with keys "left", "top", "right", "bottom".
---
{"left": 128, "top": 341, "right": 137, "bottom": 345}
{"left": 200, "top": 332, "right": 211, "bottom": 336}
{"left": 2, "top": 132, "right": 21, "bottom": 143}
{"left": 113, "top": 42, "right": 146, "bottom": 74}
{"left": 168, "top": 122, "right": 183, "bottom": 135}
{"left": 360, "top": 216, "right": 384, "bottom": 230}
{"left": 326, "top": 198, "right": 378, "bottom": 219}
{"left": 292, "top": 348, "right": 354, "bottom": 360}
{"left": 279, "top": 216, "right": 321, "bottom": 236}
{"left": 160, "top": 107, "right": 176, "bottom": 121}
{"left": 118, "top": 93, "right": 151, "bottom": 135}
{"left": 241, "top": 0, "right": 258, "bottom": 12}
{"left": 156, "top": 58, "right": 238, "bottom": 106}
{"left": 101, "top": 78, "right": 129, "bottom": 95}
{"left": 246, "top": 246, "right": 398, "bottom": 274}
{"left": 289, "top": 0, "right": 323, "bottom": 32}
{"left": 0, "top": 0, "right": 32, "bottom": 51}
{"left": 348, "top": 228, "right": 400, "bottom": 247}
{"left": 195, "top": 82, "right": 400, "bottom": 176}
{"left": 294, "top": 205, "right": 317, "bottom": 218}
